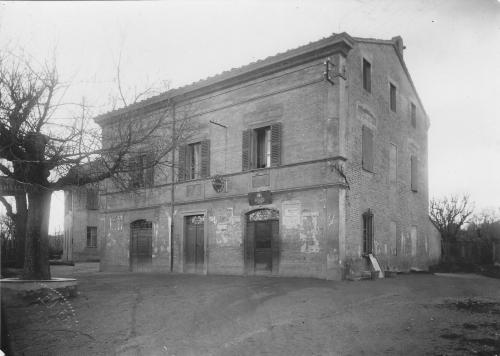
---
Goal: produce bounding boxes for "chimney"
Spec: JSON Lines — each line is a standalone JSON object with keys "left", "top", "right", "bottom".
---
{"left": 391, "top": 36, "right": 405, "bottom": 58}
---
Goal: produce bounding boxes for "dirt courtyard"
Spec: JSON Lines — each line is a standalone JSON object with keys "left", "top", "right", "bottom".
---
{"left": 3, "top": 264, "right": 500, "bottom": 355}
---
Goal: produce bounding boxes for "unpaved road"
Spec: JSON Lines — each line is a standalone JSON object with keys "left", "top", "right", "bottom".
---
{"left": 3, "top": 265, "right": 500, "bottom": 355}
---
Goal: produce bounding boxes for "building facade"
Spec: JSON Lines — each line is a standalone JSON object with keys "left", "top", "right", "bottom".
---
{"left": 80, "top": 32, "right": 440, "bottom": 279}
{"left": 63, "top": 185, "right": 100, "bottom": 262}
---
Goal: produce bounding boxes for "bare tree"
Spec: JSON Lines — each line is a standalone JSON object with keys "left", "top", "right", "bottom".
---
{"left": 0, "top": 51, "right": 192, "bottom": 280}
{"left": 429, "top": 194, "right": 474, "bottom": 260}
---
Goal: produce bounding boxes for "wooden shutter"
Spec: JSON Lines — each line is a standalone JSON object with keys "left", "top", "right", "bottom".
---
{"left": 271, "top": 220, "right": 280, "bottom": 274}
{"left": 411, "top": 155, "right": 418, "bottom": 192}
{"left": 362, "top": 126, "right": 374, "bottom": 172}
{"left": 245, "top": 221, "right": 255, "bottom": 275}
{"left": 144, "top": 153, "right": 154, "bottom": 187}
{"left": 86, "top": 188, "right": 98, "bottom": 210}
{"left": 270, "top": 123, "right": 282, "bottom": 167}
{"left": 242, "top": 129, "right": 252, "bottom": 171}
{"left": 200, "top": 140, "right": 210, "bottom": 178}
{"left": 177, "top": 145, "right": 187, "bottom": 182}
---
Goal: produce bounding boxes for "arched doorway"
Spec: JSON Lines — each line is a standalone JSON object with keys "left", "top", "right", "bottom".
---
{"left": 245, "top": 209, "right": 279, "bottom": 275}
{"left": 130, "top": 220, "right": 152, "bottom": 272}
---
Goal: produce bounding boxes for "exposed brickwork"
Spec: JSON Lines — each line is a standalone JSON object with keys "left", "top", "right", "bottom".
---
{"left": 66, "top": 33, "right": 440, "bottom": 279}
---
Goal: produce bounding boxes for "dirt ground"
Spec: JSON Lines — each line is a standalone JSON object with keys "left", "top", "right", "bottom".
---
{"left": 3, "top": 264, "right": 500, "bottom": 356}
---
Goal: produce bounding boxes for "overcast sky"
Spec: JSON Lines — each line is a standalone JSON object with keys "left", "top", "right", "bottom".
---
{"left": 0, "top": 0, "right": 499, "bottom": 233}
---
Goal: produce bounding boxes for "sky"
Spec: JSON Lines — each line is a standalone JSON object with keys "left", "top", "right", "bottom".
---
{"left": 0, "top": 0, "right": 499, "bottom": 233}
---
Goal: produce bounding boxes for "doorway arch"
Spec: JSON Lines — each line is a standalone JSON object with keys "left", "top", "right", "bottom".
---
{"left": 245, "top": 208, "right": 280, "bottom": 275}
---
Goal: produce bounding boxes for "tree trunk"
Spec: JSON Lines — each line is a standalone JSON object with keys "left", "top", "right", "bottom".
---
{"left": 14, "top": 194, "right": 27, "bottom": 268}
{"left": 22, "top": 189, "right": 52, "bottom": 280}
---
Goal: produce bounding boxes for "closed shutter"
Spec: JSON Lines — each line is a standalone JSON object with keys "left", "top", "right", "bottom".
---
{"left": 129, "top": 156, "right": 142, "bottom": 188}
{"left": 270, "top": 123, "right": 282, "bottom": 167}
{"left": 242, "top": 129, "right": 252, "bottom": 171}
{"left": 86, "top": 188, "right": 98, "bottom": 210}
{"left": 362, "top": 126, "right": 374, "bottom": 172}
{"left": 200, "top": 140, "right": 210, "bottom": 178}
{"left": 411, "top": 155, "right": 418, "bottom": 192}
{"left": 144, "top": 153, "right": 154, "bottom": 187}
{"left": 178, "top": 145, "right": 187, "bottom": 182}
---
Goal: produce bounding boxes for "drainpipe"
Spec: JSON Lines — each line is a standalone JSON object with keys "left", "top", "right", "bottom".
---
{"left": 170, "top": 102, "right": 176, "bottom": 272}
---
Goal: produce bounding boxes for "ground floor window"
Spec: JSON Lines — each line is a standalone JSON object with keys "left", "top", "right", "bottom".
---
{"left": 362, "top": 210, "right": 373, "bottom": 254}
{"left": 87, "top": 226, "right": 97, "bottom": 248}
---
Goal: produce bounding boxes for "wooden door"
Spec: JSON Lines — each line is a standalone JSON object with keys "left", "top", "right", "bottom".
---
{"left": 185, "top": 215, "right": 205, "bottom": 273}
{"left": 130, "top": 220, "right": 152, "bottom": 272}
{"left": 254, "top": 221, "right": 272, "bottom": 272}
{"left": 245, "top": 209, "right": 279, "bottom": 275}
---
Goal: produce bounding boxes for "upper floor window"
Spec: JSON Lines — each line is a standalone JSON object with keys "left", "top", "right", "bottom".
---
{"left": 130, "top": 153, "right": 154, "bottom": 188}
{"left": 188, "top": 142, "right": 201, "bottom": 179}
{"left": 178, "top": 140, "right": 210, "bottom": 181}
{"left": 410, "top": 102, "right": 417, "bottom": 128}
{"left": 362, "top": 125, "right": 374, "bottom": 172}
{"left": 242, "top": 123, "right": 281, "bottom": 171}
{"left": 363, "top": 59, "right": 371, "bottom": 93}
{"left": 411, "top": 155, "right": 418, "bottom": 192}
{"left": 86, "top": 226, "right": 97, "bottom": 248}
{"left": 86, "top": 187, "right": 99, "bottom": 210}
{"left": 390, "top": 82, "right": 397, "bottom": 112}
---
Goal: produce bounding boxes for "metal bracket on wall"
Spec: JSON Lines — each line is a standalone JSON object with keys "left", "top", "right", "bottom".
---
{"left": 324, "top": 58, "right": 347, "bottom": 85}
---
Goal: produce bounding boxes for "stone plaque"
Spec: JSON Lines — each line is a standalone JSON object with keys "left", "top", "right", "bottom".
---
{"left": 186, "top": 184, "right": 202, "bottom": 197}
{"left": 252, "top": 173, "right": 270, "bottom": 188}
{"left": 248, "top": 191, "right": 272, "bottom": 206}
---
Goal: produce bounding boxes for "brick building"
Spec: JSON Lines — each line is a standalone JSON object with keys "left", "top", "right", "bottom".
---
{"left": 73, "top": 32, "right": 441, "bottom": 279}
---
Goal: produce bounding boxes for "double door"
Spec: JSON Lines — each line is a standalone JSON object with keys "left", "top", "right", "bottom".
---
{"left": 184, "top": 215, "right": 205, "bottom": 273}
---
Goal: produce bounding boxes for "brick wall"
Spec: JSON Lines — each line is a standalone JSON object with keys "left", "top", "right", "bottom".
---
{"left": 342, "top": 41, "right": 435, "bottom": 273}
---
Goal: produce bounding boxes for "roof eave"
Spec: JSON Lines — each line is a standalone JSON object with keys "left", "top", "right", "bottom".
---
{"left": 95, "top": 33, "right": 355, "bottom": 126}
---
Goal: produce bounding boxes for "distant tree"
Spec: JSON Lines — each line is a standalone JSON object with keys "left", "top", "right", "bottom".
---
{"left": 0, "top": 51, "right": 193, "bottom": 280}
{"left": 429, "top": 194, "right": 474, "bottom": 259}
{"left": 467, "top": 208, "right": 500, "bottom": 242}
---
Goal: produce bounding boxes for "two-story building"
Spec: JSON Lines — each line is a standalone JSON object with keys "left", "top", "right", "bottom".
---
{"left": 72, "top": 32, "right": 441, "bottom": 279}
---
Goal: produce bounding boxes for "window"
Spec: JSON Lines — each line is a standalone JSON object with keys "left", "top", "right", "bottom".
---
{"left": 178, "top": 140, "right": 210, "bottom": 181}
{"left": 86, "top": 188, "right": 99, "bottom": 210}
{"left": 255, "top": 127, "right": 271, "bottom": 168}
{"left": 242, "top": 123, "right": 281, "bottom": 171}
{"left": 362, "top": 125, "right": 374, "bottom": 172}
{"left": 65, "top": 191, "right": 72, "bottom": 214}
{"left": 390, "top": 82, "right": 397, "bottom": 112}
{"left": 130, "top": 153, "right": 154, "bottom": 188}
{"left": 410, "top": 226, "right": 417, "bottom": 257}
{"left": 87, "top": 226, "right": 97, "bottom": 248}
{"left": 389, "top": 144, "right": 397, "bottom": 183}
{"left": 410, "top": 103, "right": 417, "bottom": 128}
{"left": 411, "top": 155, "right": 418, "bottom": 192}
{"left": 362, "top": 210, "right": 374, "bottom": 255}
{"left": 187, "top": 142, "right": 201, "bottom": 179}
{"left": 363, "top": 59, "right": 371, "bottom": 93}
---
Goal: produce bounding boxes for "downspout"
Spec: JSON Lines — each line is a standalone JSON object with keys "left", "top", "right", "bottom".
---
{"left": 170, "top": 102, "right": 176, "bottom": 272}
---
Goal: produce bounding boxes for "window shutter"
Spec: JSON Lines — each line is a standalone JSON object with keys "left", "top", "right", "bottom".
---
{"left": 411, "top": 155, "right": 418, "bottom": 192}
{"left": 144, "top": 153, "right": 154, "bottom": 187}
{"left": 270, "top": 122, "right": 282, "bottom": 167}
{"left": 178, "top": 145, "right": 187, "bottom": 182}
{"left": 86, "top": 188, "right": 98, "bottom": 210}
{"left": 129, "top": 156, "right": 141, "bottom": 188}
{"left": 362, "top": 126, "right": 374, "bottom": 172}
{"left": 242, "top": 129, "right": 252, "bottom": 171}
{"left": 200, "top": 140, "right": 210, "bottom": 178}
